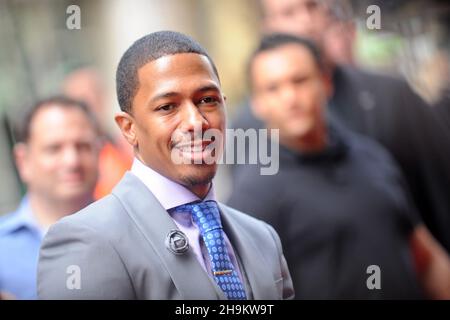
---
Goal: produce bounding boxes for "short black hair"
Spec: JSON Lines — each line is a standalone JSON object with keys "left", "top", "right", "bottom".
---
{"left": 17, "top": 95, "right": 99, "bottom": 143}
{"left": 116, "top": 30, "right": 219, "bottom": 113}
{"left": 247, "top": 33, "right": 324, "bottom": 90}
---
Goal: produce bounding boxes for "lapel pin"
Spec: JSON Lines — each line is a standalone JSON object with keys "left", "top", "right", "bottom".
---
{"left": 166, "top": 230, "right": 189, "bottom": 255}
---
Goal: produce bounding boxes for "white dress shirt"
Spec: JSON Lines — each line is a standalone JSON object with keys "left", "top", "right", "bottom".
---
{"left": 130, "top": 158, "right": 243, "bottom": 281}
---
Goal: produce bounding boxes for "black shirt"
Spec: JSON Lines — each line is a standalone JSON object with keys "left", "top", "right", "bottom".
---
{"left": 227, "top": 124, "right": 424, "bottom": 299}
{"left": 231, "top": 66, "right": 450, "bottom": 253}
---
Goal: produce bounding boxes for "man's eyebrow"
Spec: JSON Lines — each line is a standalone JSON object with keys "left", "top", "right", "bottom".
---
{"left": 150, "top": 91, "right": 178, "bottom": 103}
{"left": 150, "top": 85, "right": 220, "bottom": 103}
{"left": 197, "top": 85, "right": 220, "bottom": 93}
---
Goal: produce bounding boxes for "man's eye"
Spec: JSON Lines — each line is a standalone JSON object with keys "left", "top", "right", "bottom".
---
{"left": 77, "top": 143, "right": 93, "bottom": 152}
{"left": 293, "top": 76, "right": 307, "bottom": 84}
{"left": 199, "top": 96, "right": 218, "bottom": 105}
{"left": 157, "top": 104, "right": 175, "bottom": 111}
{"left": 45, "top": 145, "right": 61, "bottom": 153}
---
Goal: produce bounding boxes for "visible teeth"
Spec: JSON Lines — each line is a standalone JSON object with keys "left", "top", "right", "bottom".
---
{"left": 177, "top": 145, "right": 204, "bottom": 152}
{"left": 178, "top": 149, "right": 202, "bottom": 154}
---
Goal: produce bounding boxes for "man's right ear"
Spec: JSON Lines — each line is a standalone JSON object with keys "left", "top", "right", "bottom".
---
{"left": 13, "top": 143, "right": 30, "bottom": 182}
{"left": 114, "top": 112, "right": 137, "bottom": 147}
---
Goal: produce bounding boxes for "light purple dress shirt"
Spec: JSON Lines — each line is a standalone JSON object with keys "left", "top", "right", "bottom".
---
{"left": 130, "top": 158, "right": 244, "bottom": 281}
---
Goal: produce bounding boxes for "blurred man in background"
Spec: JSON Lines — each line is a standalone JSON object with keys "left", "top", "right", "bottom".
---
{"left": 229, "top": 34, "right": 450, "bottom": 299}
{"left": 0, "top": 96, "right": 100, "bottom": 299}
{"left": 232, "top": 0, "right": 450, "bottom": 253}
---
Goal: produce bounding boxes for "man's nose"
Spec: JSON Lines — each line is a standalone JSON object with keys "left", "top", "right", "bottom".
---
{"left": 178, "top": 102, "right": 209, "bottom": 133}
{"left": 61, "top": 146, "right": 82, "bottom": 167}
{"left": 280, "top": 86, "right": 297, "bottom": 105}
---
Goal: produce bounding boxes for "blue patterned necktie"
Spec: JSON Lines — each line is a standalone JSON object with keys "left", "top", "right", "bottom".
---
{"left": 172, "top": 200, "right": 247, "bottom": 300}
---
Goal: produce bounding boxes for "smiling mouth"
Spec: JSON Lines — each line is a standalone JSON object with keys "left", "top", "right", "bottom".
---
{"left": 60, "top": 175, "right": 84, "bottom": 184}
{"left": 173, "top": 140, "right": 212, "bottom": 152}
{"left": 170, "top": 139, "right": 218, "bottom": 165}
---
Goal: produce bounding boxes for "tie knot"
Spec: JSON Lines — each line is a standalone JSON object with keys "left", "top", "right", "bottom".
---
{"left": 174, "top": 201, "right": 222, "bottom": 234}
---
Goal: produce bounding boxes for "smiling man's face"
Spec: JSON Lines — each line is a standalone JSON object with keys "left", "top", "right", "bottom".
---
{"left": 16, "top": 105, "right": 100, "bottom": 203}
{"left": 116, "top": 53, "right": 226, "bottom": 195}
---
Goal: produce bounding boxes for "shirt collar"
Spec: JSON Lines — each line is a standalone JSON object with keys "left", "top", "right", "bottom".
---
{"left": 130, "top": 157, "right": 216, "bottom": 210}
{"left": 0, "top": 195, "right": 45, "bottom": 238}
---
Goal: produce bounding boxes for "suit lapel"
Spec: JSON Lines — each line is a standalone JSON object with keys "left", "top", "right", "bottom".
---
{"left": 112, "top": 172, "right": 226, "bottom": 300}
{"left": 218, "top": 204, "right": 279, "bottom": 299}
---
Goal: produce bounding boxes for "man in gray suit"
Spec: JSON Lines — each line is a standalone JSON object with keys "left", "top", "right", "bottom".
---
{"left": 37, "top": 31, "right": 294, "bottom": 300}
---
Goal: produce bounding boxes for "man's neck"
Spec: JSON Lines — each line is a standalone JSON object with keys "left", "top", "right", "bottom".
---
{"left": 29, "top": 193, "right": 92, "bottom": 229}
{"left": 189, "top": 183, "right": 212, "bottom": 200}
{"left": 281, "top": 124, "right": 328, "bottom": 154}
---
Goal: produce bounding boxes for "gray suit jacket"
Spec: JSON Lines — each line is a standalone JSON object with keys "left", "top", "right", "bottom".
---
{"left": 37, "top": 173, "right": 294, "bottom": 299}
